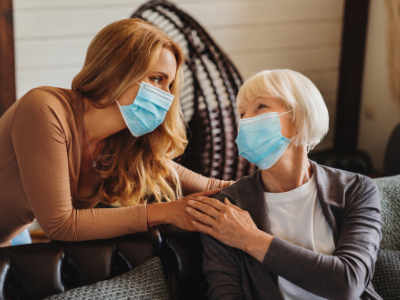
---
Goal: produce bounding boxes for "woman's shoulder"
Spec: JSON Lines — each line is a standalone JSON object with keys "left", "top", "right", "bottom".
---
{"left": 14, "top": 86, "right": 80, "bottom": 122}
{"left": 17, "top": 86, "right": 78, "bottom": 109}
{"left": 312, "top": 161, "right": 379, "bottom": 207}
{"left": 312, "top": 161, "right": 376, "bottom": 188}
{"left": 213, "top": 170, "right": 263, "bottom": 206}
{"left": 11, "top": 86, "right": 82, "bottom": 134}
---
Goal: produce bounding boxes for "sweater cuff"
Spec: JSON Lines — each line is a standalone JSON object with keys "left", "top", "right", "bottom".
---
{"left": 220, "top": 180, "right": 235, "bottom": 189}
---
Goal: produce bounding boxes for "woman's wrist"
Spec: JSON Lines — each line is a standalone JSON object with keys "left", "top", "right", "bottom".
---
{"left": 243, "top": 230, "right": 274, "bottom": 263}
{"left": 146, "top": 202, "right": 170, "bottom": 228}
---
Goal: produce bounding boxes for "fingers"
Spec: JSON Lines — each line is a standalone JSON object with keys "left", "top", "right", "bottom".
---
{"left": 186, "top": 206, "right": 217, "bottom": 227}
{"left": 193, "top": 196, "right": 245, "bottom": 214}
{"left": 187, "top": 200, "right": 220, "bottom": 219}
{"left": 224, "top": 198, "right": 245, "bottom": 212}
{"left": 196, "top": 189, "right": 220, "bottom": 197}
{"left": 191, "top": 220, "right": 216, "bottom": 236}
{"left": 196, "top": 196, "right": 226, "bottom": 211}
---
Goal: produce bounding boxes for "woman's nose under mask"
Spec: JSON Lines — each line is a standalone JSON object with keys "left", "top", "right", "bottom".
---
{"left": 117, "top": 81, "right": 174, "bottom": 137}
{"left": 235, "top": 111, "right": 292, "bottom": 170}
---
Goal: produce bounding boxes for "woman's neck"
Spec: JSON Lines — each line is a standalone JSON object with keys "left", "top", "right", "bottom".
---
{"left": 261, "top": 144, "right": 311, "bottom": 193}
{"left": 82, "top": 97, "right": 126, "bottom": 145}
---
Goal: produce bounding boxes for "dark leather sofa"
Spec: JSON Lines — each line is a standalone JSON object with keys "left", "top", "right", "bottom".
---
{"left": 0, "top": 225, "right": 206, "bottom": 300}
{"left": 3, "top": 174, "right": 400, "bottom": 300}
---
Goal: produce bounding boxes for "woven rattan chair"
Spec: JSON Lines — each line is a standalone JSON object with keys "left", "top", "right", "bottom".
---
{"left": 132, "top": 0, "right": 251, "bottom": 181}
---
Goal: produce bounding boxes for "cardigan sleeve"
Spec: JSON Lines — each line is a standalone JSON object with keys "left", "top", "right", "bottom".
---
{"left": 262, "top": 176, "right": 382, "bottom": 300}
{"left": 11, "top": 89, "right": 148, "bottom": 242}
{"left": 201, "top": 233, "right": 245, "bottom": 300}
{"left": 173, "top": 161, "right": 233, "bottom": 195}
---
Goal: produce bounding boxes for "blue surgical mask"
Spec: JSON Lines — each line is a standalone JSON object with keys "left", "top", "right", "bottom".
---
{"left": 117, "top": 81, "right": 174, "bottom": 137}
{"left": 235, "top": 111, "right": 292, "bottom": 170}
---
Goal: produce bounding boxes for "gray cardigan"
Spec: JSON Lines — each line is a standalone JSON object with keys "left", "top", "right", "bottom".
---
{"left": 201, "top": 161, "right": 382, "bottom": 300}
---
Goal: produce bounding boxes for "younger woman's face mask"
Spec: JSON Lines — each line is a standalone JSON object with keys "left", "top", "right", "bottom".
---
{"left": 117, "top": 81, "right": 174, "bottom": 137}
{"left": 235, "top": 111, "right": 292, "bottom": 170}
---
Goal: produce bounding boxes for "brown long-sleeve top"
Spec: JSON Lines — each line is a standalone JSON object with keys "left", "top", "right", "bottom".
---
{"left": 0, "top": 87, "right": 231, "bottom": 247}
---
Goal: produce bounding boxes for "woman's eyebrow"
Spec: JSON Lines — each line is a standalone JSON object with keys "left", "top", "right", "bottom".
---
{"left": 152, "top": 71, "right": 171, "bottom": 80}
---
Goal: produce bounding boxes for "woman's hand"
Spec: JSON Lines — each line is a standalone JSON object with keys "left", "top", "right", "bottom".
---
{"left": 146, "top": 189, "right": 220, "bottom": 231}
{"left": 186, "top": 197, "right": 273, "bottom": 262}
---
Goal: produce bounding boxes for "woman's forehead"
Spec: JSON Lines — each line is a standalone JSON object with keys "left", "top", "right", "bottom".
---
{"left": 237, "top": 95, "right": 281, "bottom": 110}
{"left": 151, "top": 49, "right": 176, "bottom": 74}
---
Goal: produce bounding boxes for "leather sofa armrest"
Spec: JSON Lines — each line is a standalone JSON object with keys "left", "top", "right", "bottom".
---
{"left": 160, "top": 225, "right": 208, "bottom": 300}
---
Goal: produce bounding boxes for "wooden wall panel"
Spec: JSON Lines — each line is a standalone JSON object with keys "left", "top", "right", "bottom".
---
{"left": 16, "top": 68, "right": 79, "bottom": 97}
{"left": 209, "top": 22, "right": 341, "bottom": 53}
{"left": 14, "top": 1, "right": 342, "bottom": 39}
{"left": 230, "top": 47, "right": 340, "bottom": 74}
{"left": 170, "top": 1, "right": 344, "bottom": 28}
{"left": 16, "top": 37, "right": 340, "bottom": 70}
{"left": 16, "top": 38, "right": 90, "bottom": 68}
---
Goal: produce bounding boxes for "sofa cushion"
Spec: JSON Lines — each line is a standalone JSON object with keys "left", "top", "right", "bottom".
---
{"left": 44, "top": 257, "right": 170, "bottom": 300}
{"left": 372, "top": 250, "right": 400, "bottom": 299}
{"left": 373, "top": 175, "right": 400, "bottom": 251}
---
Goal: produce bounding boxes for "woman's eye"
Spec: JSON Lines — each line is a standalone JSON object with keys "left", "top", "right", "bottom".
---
{"left": 258, "top": 105, "right": 266, "bottom": 110}
{"left": 153, "top": 77, "right": 161, "bottom": 84}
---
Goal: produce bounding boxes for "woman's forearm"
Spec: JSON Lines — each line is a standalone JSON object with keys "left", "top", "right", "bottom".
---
{"left": 146, "top": 202, "right": 170, "bottom": 228}
{"left": 243, "top": 230, "right": 273, "bottom": 263}
{"left": 38, "top": 205, "right": 148, "bottom": 242}
{"left": 173, "top": 161, "right": 233, "bottom": 195}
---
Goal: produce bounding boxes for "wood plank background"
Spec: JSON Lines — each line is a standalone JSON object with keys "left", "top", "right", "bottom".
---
{"left": 13, "top": 0, "right": 344, "bottom": 150}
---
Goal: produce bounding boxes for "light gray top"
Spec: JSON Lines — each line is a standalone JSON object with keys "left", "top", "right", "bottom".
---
{"left": 201, "top": 161, "right": 383, "bottom": 300}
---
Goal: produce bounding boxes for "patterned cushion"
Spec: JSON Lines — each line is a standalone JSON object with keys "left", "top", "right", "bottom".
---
{"left": 45, "top": 257, "right": 171, "bottom": 300}
{"left": 373, "top": 175, "right": 400, "bottom": 251}
{"left": 372, "top": 250, "right": 400, "bottom": 300}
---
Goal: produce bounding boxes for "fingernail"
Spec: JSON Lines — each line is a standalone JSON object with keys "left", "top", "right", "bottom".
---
{"left": 186, "top": 207, "right": 192, "bottom": 212}
{"left": 198, "top": 196, "right": 203, "bottom": 201}
{"left": 188, "top": 200, "right": 194, "bottom": 205}
{"left": 191, "top": 220, "right": 196, "bottom": 224}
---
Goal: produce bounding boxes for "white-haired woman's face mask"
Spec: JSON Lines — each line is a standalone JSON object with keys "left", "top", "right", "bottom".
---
{"left": 235, "top": 96, "right": 296, "bottom": 169}
{"left": 237, "top": 96, "right": 296, "bottom": 137}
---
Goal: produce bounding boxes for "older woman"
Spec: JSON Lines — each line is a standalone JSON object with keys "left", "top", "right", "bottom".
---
{"left": 186, "top": 70, "right": 382, "bottom": 299}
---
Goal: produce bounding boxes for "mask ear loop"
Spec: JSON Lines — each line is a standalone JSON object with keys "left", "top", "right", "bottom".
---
{"left": 278, "top": 110, "right": 292, "bottom": 116}
{"left": 278, "top": 110, "right": 294, "bottom": 144}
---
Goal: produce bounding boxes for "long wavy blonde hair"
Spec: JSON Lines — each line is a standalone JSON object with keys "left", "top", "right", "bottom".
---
{"left": 72, "top": 19, "right": 187, "bottom": 206}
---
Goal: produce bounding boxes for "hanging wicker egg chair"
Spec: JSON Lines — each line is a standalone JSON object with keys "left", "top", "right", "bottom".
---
{"left": 132, "top": 0, "right": 251, "bottom": 180}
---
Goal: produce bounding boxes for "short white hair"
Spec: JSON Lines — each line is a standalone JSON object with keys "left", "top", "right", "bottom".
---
{"left": 237, "top": 69, "right": 329, "bottom": 150}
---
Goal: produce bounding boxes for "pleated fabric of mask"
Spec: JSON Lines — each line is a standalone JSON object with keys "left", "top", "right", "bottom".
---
{"left": 117, "top": 82, "right": 174, "bottom": 137}
{"left": 235, "top": 111, "right": 291, "bottom": 170}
